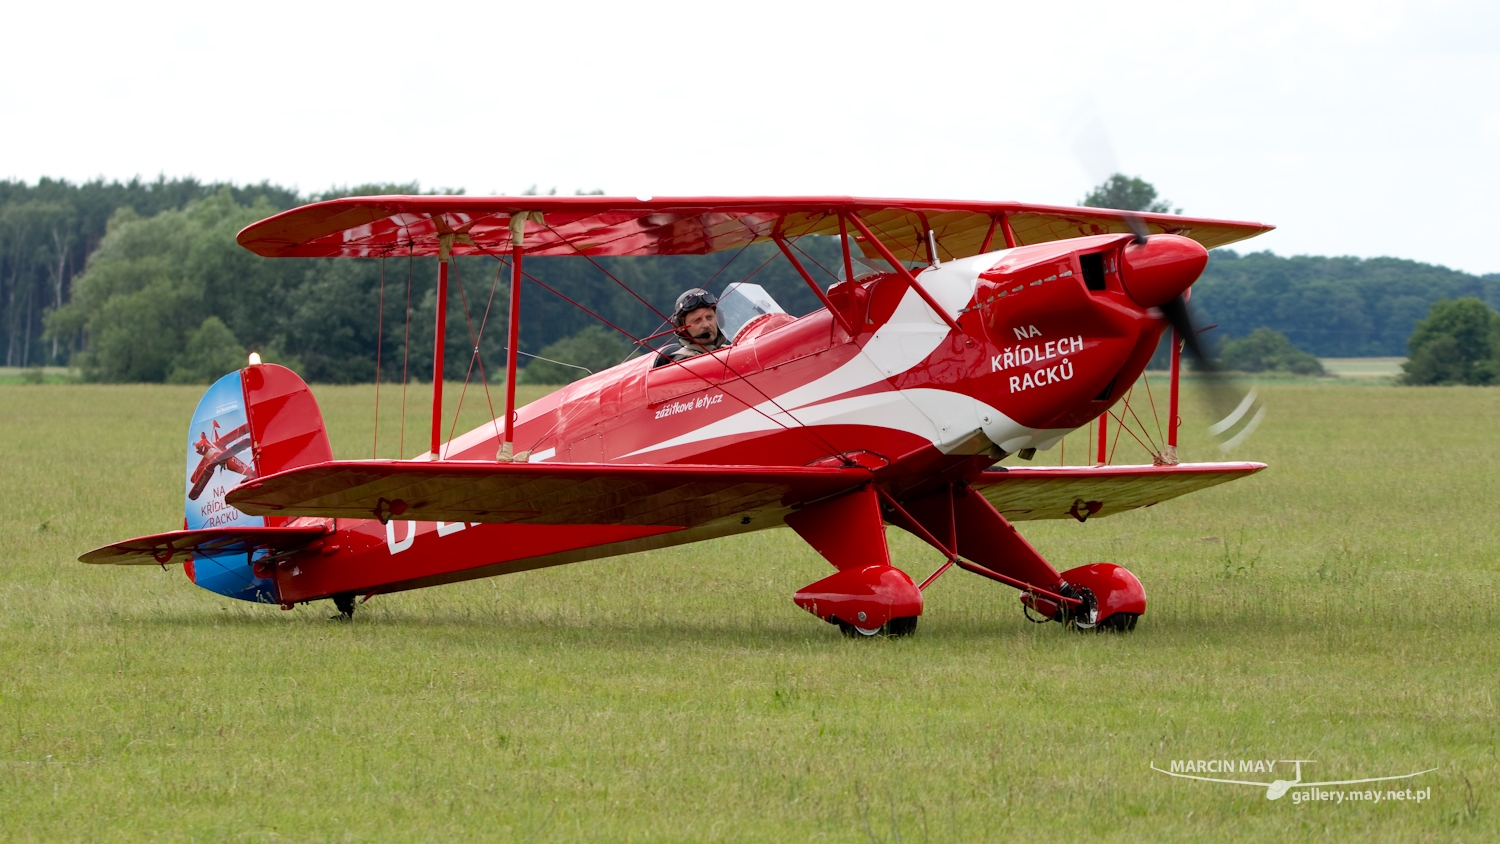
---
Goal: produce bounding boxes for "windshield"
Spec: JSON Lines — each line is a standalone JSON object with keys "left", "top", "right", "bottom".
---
{"left": 837, "top": 235, "right": 890, "bottom": 281}
{"left": 716, "top": 283, "right": 787, "bottom": 340}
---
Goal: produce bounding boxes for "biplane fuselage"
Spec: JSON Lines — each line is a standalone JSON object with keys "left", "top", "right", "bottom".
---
{"left": 274, "top": 232, "right": 1176, "bottom": 604}
{"left": 84, "top": 197, "right": 1270, "bottom": 635}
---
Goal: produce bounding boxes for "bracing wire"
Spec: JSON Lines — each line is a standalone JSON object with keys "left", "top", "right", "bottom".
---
{"left": 538, "top": 219, "right": 674, "bottom": 324}
{"left": 861, "top": 213, "right": 927, "bottom": 267}
{"left": 563, "top": 270, "right": 847, "bottom": 459}
{"left": 1125, "top": 407, "right": 1160, "bottom": 457}
{"left": 544, "top": 217, "right": 763, "bottom": 368}
{"left": 508, "top": 348, "right": 594, "bottom": 374}
{"left": 443, "top": 256, "right": 504, "bottom": 457}
{"left": 469, "top": 232, "right": 849, "bottom": 463}
{"left": 1107, "top": 386, "right": 1162, "bottom": 463}
{"left": 786, "top": 237, "right": 843, "bottom": 286}
{"left": 1140, "top": 369, "right": 1166, "bottom": 447}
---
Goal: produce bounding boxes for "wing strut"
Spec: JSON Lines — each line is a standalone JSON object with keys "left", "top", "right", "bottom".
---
{"left": 979, "top": 216, "right": 998, "bottom": 253}
{"left": 844, "top": 212, "right": 964, "bottom": 335}
{"left": 499, "top": 213, "right": 534, "bottom": 461}
{"left": 431, "top": 234, "right": 452, "bottom": 456}
{"left": 1165, "top": 328, "right": 1182, "bottom": 464}
{"left": 773, "top": 234, "right": 856, "bottom": 335}
{"left": 1000, "top": 213, "right": 1018, "bottom": 248}
{"left": 838, "top": 215, "right": 856, "bottom": 283}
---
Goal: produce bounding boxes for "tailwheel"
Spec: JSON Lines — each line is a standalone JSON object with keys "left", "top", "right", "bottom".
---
{"left": 838, "top": 616, "right": 919, "bottom": 638}
{"left": 330, "top": 591, "right": 356, "bottom": 621}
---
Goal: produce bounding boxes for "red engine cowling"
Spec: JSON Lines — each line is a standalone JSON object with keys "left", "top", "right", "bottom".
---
{"left": 793, "top": 564, "right": 923, "bottom": 631}
{"left": 1117, "top": 235, "right": 1208, "bottom": 309}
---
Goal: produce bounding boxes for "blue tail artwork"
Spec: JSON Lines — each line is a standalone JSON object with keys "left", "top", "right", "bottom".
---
{"left": 180, "top": 365, "right": 332, "bottom": 602}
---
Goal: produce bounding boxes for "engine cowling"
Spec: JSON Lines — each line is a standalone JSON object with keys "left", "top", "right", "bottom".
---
{"left": 1117, "top": 234, "right": 1208, "bottom": 309}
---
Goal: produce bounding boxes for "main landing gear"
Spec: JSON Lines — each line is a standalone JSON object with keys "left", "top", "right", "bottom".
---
{"left": 1035, "top": 575, "right": 1142, "bottom": 633}
{"left": 785, "top": 484, "right": 1146, "bottom": 638}
{"left": 785, "top": 486, "right": 925, "bottom": 638}
{"left": 330, "top": 591, "right": 356, "bottom": 620}
{"left": 840, "top": 615, "right": 920, "bottom": 638}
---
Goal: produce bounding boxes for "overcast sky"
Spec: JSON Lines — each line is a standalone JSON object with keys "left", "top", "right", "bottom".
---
{"left": 4, "top": 0, "right": 1497, "bottom": 273}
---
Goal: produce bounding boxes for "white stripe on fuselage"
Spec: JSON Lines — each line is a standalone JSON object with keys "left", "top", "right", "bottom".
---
{"left": 622, "top": 252, "right": 1052, "bottom": 459}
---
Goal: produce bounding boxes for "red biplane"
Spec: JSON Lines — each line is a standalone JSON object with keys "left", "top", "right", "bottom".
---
{"left": 82, "top": 196, "right": 1270, "bottom": 635}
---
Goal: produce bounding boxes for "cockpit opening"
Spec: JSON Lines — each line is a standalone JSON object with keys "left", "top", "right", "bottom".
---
{"left": 716, "top": 283, "right": 788, "bottom": 341}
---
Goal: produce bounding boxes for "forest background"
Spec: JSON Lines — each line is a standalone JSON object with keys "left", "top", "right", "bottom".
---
{"left": 5, "top": 176, "right": 1500, "bottom": 384}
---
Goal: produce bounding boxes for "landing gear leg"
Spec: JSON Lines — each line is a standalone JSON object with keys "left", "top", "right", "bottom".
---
{"left": 331, "top": 591, "right": 356, "bottom": 620}
{"left": 787, "top": 485, "right": 924, "bottom": 638}
{"left": 890, "top": 485, "right": 1146, "bottom": 631}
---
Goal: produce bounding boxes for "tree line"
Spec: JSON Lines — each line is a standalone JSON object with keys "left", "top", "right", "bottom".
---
{"left": 1, "top": 177, "right": 299, "bottom": 369}
{"left": 5, "top": 175, "right": 1499, "bottom": 383}
{"left": 1193, "top": 250, "right": 1500, "bottom": 357}
{"left": 25, "top": 179, "right": 829, "bottom": 384}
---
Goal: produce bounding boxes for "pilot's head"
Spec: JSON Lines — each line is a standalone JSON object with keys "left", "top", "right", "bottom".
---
{"left": 672, "top": 288, "right": 720, "bottom": 345}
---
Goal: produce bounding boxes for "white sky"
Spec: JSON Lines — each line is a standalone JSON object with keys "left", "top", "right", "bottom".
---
{"left": 4, "top": 0, "right": 1498, "bottom": 273}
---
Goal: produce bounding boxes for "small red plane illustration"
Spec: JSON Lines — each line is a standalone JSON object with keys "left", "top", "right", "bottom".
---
{"left": 82, "top": 196, "right": 1270, "bottom": 634}
{"left": 187, "top": 420, "right": 255, "bottom": 501}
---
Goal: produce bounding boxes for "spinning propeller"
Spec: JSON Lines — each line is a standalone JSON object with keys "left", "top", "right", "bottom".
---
{"left": 1065, "top": 104, "right": 1264, "bottom": 452}
{"left": 1118, "top": 212, "right": 1265, "bottom": 451}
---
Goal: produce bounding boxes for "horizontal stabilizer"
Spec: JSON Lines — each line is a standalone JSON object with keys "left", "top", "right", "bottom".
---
{"left": 972, "top": 462, "right": 1265, "bottom": 522}
{"left": 227, "top": 460, "right": 871, "bottom": 527}
{"left": 79, "top": 525, "right": 330, "bottom": 566}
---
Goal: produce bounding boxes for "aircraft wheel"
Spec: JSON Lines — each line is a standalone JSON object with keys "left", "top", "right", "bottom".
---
{"left": 1070, "top": 612, "right": 1139, "bottom": 633}
{"left": 1060, "top": 586, "right": 1101, "bottom": 632}
{"left": 330, "top": 591, "right": 356, "bottom": 621}
{"left": 1098, "top": 612, "right": 1139, "bottom": 633}
{"left": 838, "top": 616, "right": 918, "bottom": 638}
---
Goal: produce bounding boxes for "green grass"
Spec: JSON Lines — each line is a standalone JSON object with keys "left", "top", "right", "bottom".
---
{"left": 2, "top": 379, "right": 1497, "bottom": 841}
{"left": 1320, "top": 358, "right": 1407, "bottom": 381}
{"left": 0, "top": 367, "right": 80, "bottom": 386}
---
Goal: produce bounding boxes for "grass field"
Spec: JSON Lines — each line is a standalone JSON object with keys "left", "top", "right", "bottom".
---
{"left": 0, "top": 367, "right": 79, "bottom": 386}
{"left": 2, "top": 376, "right": 1497, "bottom": 842}
{"left": 1319, "top": 358, "right": 1407, "bottom": 381}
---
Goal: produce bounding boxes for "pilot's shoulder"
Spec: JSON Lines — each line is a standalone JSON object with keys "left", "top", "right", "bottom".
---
{"left": 654, "top": 343, "right": 684, "bottom": 368}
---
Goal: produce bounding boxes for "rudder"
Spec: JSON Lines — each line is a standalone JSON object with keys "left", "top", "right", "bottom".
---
{"left": 182, "top": 363, "right": 331, "bottom": 602}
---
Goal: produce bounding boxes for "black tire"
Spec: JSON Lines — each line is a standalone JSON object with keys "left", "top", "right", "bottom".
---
{"left": 885, "top": 616, "right": 919, "bottom": 637}
{"left": 837, "top": 616, "right": 919, "bottom": 638}
{"left": 1067, "top": 613, "right": 1138, "bottom": 633}
{"left": 331, "top": 591, "right": 356, "bottom": 620}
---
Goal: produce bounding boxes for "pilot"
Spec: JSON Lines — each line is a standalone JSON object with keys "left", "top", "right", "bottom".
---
{"left": 655, "top": 288, "right": 730, "bottom": 367}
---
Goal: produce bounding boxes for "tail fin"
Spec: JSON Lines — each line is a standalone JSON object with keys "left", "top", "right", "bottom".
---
{"left": 182, "top": 364, "right": 331, "bottom": 601}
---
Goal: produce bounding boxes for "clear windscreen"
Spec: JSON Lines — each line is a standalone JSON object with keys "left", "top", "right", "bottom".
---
{"left": 837, "top": 236, "right": 891, "bottom": 281}
{"left": 716, "top": 283, "right": 787, "bottom": 340}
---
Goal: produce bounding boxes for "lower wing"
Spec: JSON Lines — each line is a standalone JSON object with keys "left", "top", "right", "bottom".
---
{"left": 226, "top": 460, "right": 871, "bottom": 527}
{"left": 973, "top": 462, "right": 1266, "bottom": 522}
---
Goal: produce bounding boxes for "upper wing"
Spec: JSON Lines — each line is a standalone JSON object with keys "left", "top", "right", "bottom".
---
{"left": 226, "top": 460, "right": 870, "bottom": 526}
{"left": 79, "top": 525, "right": 330, "bottom": 565}
{"left": 236, "top": 196, "right": 1273, "bottom": 260}
{"left": 973, "top": 462, "right": 1266, "bottom": 522}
